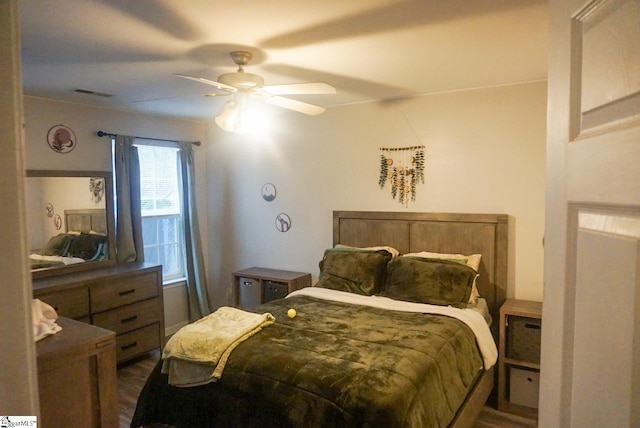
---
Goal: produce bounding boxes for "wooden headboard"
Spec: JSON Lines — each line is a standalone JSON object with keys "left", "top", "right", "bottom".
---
{"left": 333, "top": 211, "right": 510, "bottom": 331}
{"left": 65, "top": 209, "right": 107, "bottom": 234}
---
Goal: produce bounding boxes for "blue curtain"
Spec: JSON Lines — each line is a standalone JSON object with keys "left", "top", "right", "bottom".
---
{"left": 179, "top": 142, "right": 211, "bottom": 321}
{"left": 114, "top": 135, "right": 143, "bottom": 263}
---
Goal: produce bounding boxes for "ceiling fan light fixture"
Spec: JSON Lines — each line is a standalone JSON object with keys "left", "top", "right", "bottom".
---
{"left": 176, "top": 50, "right": 335, "bottom": 118}
{"left": 215, "top": 101, "right": 238, "bottom": 132}
{"left": 215, "top": 101, "right": 249, "bottom": 134}
{"left": 218, "top": 72, "right": 264, "bottom": 90}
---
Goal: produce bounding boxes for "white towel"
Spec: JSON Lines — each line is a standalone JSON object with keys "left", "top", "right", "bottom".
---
{"left": 32, "top": 298, "right": 62, "bottom": 341}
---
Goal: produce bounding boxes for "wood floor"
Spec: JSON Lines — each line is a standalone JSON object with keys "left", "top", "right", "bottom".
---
{"left": 118, "top": 352, "right": 537, "bottom": 428}
{"left": 118, "top": 351, "right": 161, "bottom": 428}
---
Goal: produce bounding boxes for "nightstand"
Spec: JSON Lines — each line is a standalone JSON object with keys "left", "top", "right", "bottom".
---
{"left": 232, "top": 267, "right": 312, "bottom": 309}
{"left": 498, "top": 298, "right": 543, "bottom": 419}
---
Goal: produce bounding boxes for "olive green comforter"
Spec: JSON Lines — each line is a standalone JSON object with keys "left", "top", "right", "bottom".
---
{"left": 132, "top": 294, "right": 486, "bottom": 428}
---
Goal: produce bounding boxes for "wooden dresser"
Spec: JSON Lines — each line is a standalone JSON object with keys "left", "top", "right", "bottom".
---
{"left": 37, "top": 317, "right": 118, "bottom": 428}
{"left": 33, "top": 262, "right": 165, "bottom": 364}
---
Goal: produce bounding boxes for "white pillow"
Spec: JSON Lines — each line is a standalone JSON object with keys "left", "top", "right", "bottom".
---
{"left": 334, "top": 244, "right": 399, "bottom": 257}
{"left": 402, "top": 251, "right": 482, "bottom": 303}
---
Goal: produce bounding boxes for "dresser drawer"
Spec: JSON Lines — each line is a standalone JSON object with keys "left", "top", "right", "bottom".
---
{"left": 116, "top": 323, "right": 161, "bottom": 362}
{"left": 92, "top": 297, "right": 161, "bottom": 335}
{"left": 90, "top": 270, "right": 159, "bottom": 312}
{"left": 36, "top": 286, "right": 90, "bottom": 320}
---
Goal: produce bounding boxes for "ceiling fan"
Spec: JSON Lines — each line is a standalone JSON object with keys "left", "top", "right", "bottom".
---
{"left": 175, "top": 51, "right": 335, "bottom": 132}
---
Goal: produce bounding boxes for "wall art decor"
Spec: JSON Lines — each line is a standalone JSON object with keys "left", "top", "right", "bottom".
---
{"left": 261, "top": 183, "right": 277, "bottom": 202}
{"left": 53, "top": 214, "right": 62, "bottom": 230}
{"left": 378, "top": 145, "right": 425, "bottom": 206}
{"left": 45, "top": 202, "right": 54, "bottom": 218}
{"left": 46, "top": 124, "right": 76, "bottom": 154}
{"left": 275, "top": 213, "right": 291, "bottom": 232}
{"left": 90, "top": 177, "right": 105, "bottom": 204}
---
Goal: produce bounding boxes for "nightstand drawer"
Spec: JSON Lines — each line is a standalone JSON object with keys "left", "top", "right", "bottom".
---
{"left": 92, "top": 297, "right": 162, "bottom": 335}
{"left": 264, "top": 280, "right": 288, "bottom": 302}
{"left": 90, "top": 270, "right": 159, "bottom": 312}
{"left": 238, "top": 277, "right": 261, "bottom": 309}
{"left": 509, "top": 367, "right": 540, "bottom": 408}
{"left": 507, "top": 316, "right": 541, "bottom": 364}
{"left": 36, "top": 286, "right": 90, "bottom": 320}
{"left": 116, "top": 323, "right": 161, "bottom": 362}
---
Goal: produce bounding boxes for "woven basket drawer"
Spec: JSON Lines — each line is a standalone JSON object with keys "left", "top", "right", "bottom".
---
{"left": 264, "top": 281, "right": 288, "bottom": 302}
{"left": 507, "top": 316, "right": 541, "bottom": 364}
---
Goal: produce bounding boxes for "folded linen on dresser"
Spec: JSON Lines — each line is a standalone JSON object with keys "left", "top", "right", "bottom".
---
{"left": 32, "top": 298, "right": 62, "bottom": 341}
{"left": 161, "top": 306, "right": 275, "bottom": 387}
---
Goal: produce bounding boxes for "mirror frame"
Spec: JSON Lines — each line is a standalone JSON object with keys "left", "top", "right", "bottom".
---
{"left": 27, "top": 169, "right": 117, "bottom": 279}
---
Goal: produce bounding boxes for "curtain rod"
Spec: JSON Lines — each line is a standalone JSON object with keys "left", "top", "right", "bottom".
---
{"left": 96, "top": 130, "right": 201, "bottom": 146}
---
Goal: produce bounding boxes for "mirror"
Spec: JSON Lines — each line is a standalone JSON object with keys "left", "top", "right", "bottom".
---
{"left": 26, "top": 170, "right": 116, "bottom": 279}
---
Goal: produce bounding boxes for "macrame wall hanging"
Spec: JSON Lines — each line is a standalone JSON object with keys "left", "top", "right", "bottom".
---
{"left": 378, "top": 145, "right": 425, "bottom": 206}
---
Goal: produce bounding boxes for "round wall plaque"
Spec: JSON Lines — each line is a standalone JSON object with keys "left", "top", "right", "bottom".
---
{"left": 261, "top": 183, "right": 277, "bottom": 201}
{"left": 47, "top": 124, "right": 76, "bottom": 154}
{"left": 275, "top": 213, "right": 291, "bottom": 232}
{"left": 53, "top": 214, "right": 62, "bottom": 230}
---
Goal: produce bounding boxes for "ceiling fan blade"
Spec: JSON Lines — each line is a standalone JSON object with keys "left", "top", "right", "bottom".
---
{"left": 132, "top": 93, "right": 223, "bottom": 103}
{"left": 263, "top": 95, "right": 326, "bottom": 115}
{"left": 173, "top": 74, "right": 237, "bottom": 93}
{"left": 262, "top": 82, "right": 336, "bottom": 95}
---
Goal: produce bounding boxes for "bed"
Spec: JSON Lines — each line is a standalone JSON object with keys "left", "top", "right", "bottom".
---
{"left": 29, "top": 208, "right": 108, "bottom": 270}
{"left": 131, "top": 211, "right": 510, "bottom": 428}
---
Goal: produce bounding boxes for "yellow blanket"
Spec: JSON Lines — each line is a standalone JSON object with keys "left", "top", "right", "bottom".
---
{"left": 161, "top": 306, "right": 275, "bottom": 387}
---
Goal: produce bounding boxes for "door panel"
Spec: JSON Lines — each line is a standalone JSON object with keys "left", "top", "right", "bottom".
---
{"left": 572, "top": 0, "right": 640, "bottom": 137}
{"left": 569, "top": 207, "right": 640, "bottom": 427}
{"left": 542, "top": 0, "right": 640, "bottom": 427}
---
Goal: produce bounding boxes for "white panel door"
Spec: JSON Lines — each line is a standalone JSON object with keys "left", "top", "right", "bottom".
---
{"left": 541, "top": 0, "right": 640, "bottom": 427}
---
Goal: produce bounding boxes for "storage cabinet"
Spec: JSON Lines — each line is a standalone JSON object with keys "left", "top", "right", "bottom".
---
{"left": 33, "top": 262, "right": 164, "bottom": 364}
{"left": 37, "top": 317, "right": 118, "bottom": 428}
{"left": 232, "top": 267, "right": 312, "bottom": 309}
{"left": 498, "top": 298, "right": 543, "bottom": 419}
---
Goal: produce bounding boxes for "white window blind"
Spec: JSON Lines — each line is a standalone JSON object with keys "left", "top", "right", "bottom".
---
{"left": 137, "top": 144, "right": 184, "bottom": 282}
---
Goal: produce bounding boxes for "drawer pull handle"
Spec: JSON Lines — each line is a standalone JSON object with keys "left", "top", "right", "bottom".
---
{"left": 525, "top": 323, "right": 541, "bottom": 330}
{"left": 121, "top": 315, "right": 138, "bottom": 323}
{"left": 121, "top": 342, "right": 138, "bottom": 351}
{"left": 243, "top": 282, "right": 253, "bottom": 286}
{"left": 119, "top": 289, "right": 136, "bottom": 296}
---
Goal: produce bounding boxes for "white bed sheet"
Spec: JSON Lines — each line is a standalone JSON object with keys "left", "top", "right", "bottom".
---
{"left": 29, "top": 253, "right": 85, "bottom": 265}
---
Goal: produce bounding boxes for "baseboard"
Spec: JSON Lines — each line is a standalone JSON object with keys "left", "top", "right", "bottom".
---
{"left": 165, "top": 321, "right": 188, "bottom": 338}
{"left": 478, "top": 406, "right": 538, "bottom": 427}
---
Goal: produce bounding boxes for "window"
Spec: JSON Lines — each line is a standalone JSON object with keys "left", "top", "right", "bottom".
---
{"left": 137, "top": 144, "right": 184, "bottom": 282}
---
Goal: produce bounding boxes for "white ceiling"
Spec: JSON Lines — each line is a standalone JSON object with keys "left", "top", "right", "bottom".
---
{"left": 18, "top": 0, "right": 548, "bottom": 121}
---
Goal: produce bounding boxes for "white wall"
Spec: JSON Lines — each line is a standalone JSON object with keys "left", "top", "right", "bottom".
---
{"left": 24, "top": 97, "right": 207, "bottom": 172}
{"left": 206, "top": 81, "right": 547, "bottom": 307}
{"left": 0, "top": 0, "right": 39, "bottom": 415}
{"left": 23, "top": 96, "right": 208, "bottom": 333}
